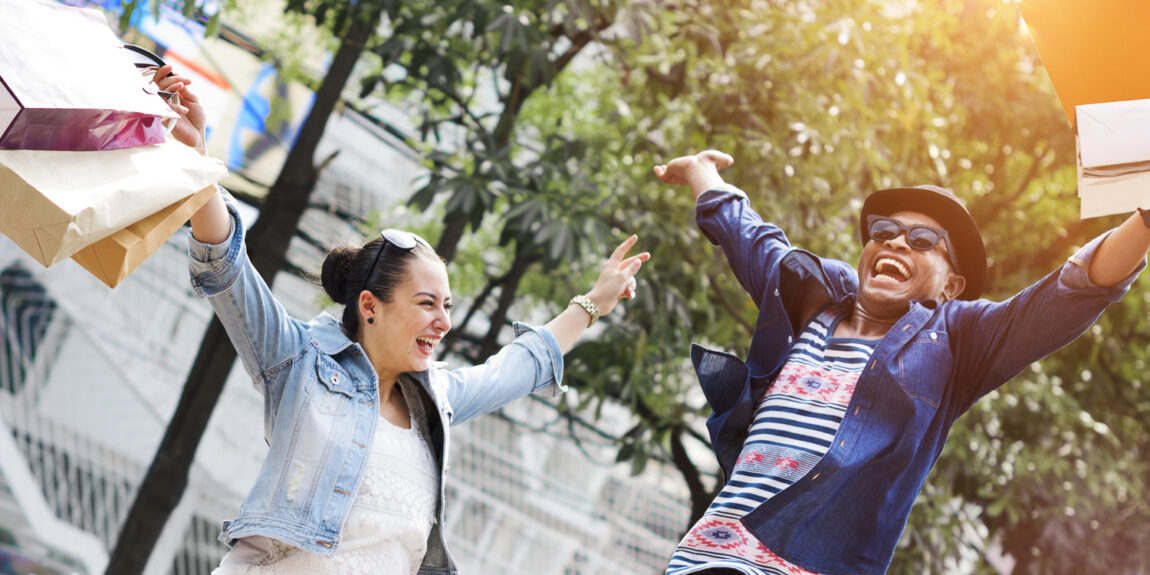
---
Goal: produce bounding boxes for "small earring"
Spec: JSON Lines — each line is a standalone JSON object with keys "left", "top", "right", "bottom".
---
{"left": 366, "top": 317, "right": 374, "bottom": 324}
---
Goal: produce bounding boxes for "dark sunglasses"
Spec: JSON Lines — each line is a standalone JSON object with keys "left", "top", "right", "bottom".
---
{"left": 359, "top": 229, "right": 433, "bottom": 293}
{"left": 866, "top": 215, "right": 960, "bottom": 273}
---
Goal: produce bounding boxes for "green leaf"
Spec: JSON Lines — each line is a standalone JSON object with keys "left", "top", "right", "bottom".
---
{"left": 615, "top": 443, "right": 635, "bottom": 463}
{"left": 408, "top": 178, "right": 443, "bottom": 212}
{"left": 629, "top": 449, "right": 648, "bottom": 476}
{"left": 118, "top": 0, "right": 137, "bottom": 32}
{"left": 205, "top": 10, "right": 222, "bottom": 38}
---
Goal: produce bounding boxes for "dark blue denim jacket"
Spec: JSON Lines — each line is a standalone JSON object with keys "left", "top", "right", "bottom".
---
{"left": 692, "top": 187, "right": 1142, "bottom": 575}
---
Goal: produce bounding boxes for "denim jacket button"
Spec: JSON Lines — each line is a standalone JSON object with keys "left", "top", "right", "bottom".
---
{"left": 930, "top": 332, "right": 938, "bottom": 341}
{"left": 774, "top": 288, "right": 780, "bottom": 296}
{"left": 331, "top": 373, "right": 339, "bottom": 385}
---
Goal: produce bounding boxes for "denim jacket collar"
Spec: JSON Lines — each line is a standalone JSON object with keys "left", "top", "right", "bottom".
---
{"left": 310, "top": 313, "right": 359, "bottom": 357}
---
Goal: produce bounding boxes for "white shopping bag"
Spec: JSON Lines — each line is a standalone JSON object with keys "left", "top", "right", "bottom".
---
{"left": 1076, "top": 99, "right": 1150, "bottom": 219}
{"left": 0, "top": 0, "right": 178, "bottom": 151}
{"left": 0, "top": 141, "right": 226, "bottom": 276}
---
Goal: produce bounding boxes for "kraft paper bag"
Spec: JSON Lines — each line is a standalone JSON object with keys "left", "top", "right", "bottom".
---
{"left": 0, "top": 0, "right": 177, "bottom": 150}
{"left": 1017, "top": 0, "right": 1150, "bottom": 126}
{"left": 0, "top": 141, "right": 227, "bottom": 268}
{"left": 70, "top": 184, "right": 217, "bottom": 288}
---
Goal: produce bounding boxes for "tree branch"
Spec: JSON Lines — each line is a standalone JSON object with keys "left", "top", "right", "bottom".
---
{"left": 707, "top": 273, "right": 754, "bottom": 333}
{"left": 438, "top": 269, "right": 507, "bottom": 357}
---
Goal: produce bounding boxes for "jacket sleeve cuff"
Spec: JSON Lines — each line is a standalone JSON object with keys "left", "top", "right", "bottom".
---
{"left": 1062, "top": 229, "right": 1147, "bottom": 294}
{"left": 512, "top": 321, "right": 567, "bottom": 396}
{"left": 695, "top": 185, "right": 752, "bottom": 247}
{"left": 697, "top": 184, "right": 748, "bottom": 202}
{"left": 187, "top": 199, "right": 245, "bottom": 297}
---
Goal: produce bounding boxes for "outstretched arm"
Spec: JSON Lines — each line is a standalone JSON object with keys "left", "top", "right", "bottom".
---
{"left": 445, "top": 236, "right": 649, "bottom": 425}
{"left": 653, "top": 150, "right": 734, "bottom": 199}
{"left": 546, "top": 235, "right": 650, "bottom": 353}
{"left": 654, "top": 150, "right": 796, "bottom": 304}
{"left": 1088, "top": 212, "right": 1150, "bottom": 287}
{"left": 152, "top": 64, "right": 230, "bottom": 245}
{"left": 159, "top": 65, "right": 309, "bottom": 392}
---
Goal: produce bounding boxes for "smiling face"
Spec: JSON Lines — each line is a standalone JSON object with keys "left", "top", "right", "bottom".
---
{"left": 856, "top": 210, "right": 966, "bottom": 320}
{"left": 360, "top": 256, "right": 453, "bottom": 384}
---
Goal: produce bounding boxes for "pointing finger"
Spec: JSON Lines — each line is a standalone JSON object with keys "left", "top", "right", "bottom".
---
{"left": 620, "top": 252, "right": 650, "bottom": 273}
{"left": 610, "top": 235, "right": 638, "bottom": 263}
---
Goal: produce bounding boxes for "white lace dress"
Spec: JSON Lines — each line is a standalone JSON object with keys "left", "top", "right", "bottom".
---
{"left": 214, "top": 382, "right": 440, "bottom": 575}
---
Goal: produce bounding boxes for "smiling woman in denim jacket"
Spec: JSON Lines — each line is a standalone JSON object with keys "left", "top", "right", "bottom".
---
{"left": 155, "top": 67, "right": 648, "bottom": 574}
{"left": 653, "top": 150, "right": 1150, "bottom": 575}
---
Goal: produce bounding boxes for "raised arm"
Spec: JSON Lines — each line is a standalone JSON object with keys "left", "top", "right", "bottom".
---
{"left": 152, "top": 64, "right": 230, "bottom": 244}
{"left": 949, "top": 227, "right": 1145, "bottom": 412}
{"left": 653, "top": 150, "right": 733, "bottom": 199}
{"left": 1088, "top": 211, "right": 1150, "bottom": 287}
{"left": 655, "top": 150, "right": 794, "bottom": 303}
{"left": 546, "top": 235, "right": 649, "bottom": 353}
{"left": 445, "top": 236, "right": 649, "bottom": 425}
{"left": 158, "top": 65, "right": 307, "bottom": 392}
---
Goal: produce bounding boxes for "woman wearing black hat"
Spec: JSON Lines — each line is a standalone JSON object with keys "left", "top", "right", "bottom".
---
{"left": 653, "top": 150, "right": 1149, "bottom": 575}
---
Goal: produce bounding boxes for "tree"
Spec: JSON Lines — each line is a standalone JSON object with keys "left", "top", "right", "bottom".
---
{"left": 360, "top": 0, "right": 630, "bottom": 364}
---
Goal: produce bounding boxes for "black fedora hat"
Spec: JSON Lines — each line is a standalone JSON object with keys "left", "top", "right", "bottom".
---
{"left": 859, "top": 185, "right": 986, "bottom": 300}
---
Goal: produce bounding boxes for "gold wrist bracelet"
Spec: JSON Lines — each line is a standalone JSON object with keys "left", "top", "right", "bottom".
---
{"left": 569, "top": 294, "right": 599, "bottom": 327}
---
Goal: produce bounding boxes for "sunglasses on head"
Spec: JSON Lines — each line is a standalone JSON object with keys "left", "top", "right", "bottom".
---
{"left": 866, "top": 215, "right": 960, "bottom": 273}
{"left": 359, "top": 229, "right": 433, "bottom": 293}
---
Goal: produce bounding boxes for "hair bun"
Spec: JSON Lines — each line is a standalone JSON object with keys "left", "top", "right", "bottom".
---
{"left": 321, "top": 245, "right": 360, "bottom": 303}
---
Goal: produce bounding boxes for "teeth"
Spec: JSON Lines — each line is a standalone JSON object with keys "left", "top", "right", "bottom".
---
{"left": 416, "top": 337, "right": 438, "bottom": 347}
{"left": 875, "top": 258, "right": 910, "bottom": 279}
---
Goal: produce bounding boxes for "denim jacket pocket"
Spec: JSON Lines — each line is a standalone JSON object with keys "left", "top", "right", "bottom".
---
{"left": 313, "top": 356, "right": 354, "bottom": 415}
{"left": 895, "top": 330, "right": 952, "bottom": 408}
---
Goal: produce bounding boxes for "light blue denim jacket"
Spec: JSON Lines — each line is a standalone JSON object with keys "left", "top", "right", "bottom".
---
{"left": 187, "top": 202, "right": 566, "bottom": 574}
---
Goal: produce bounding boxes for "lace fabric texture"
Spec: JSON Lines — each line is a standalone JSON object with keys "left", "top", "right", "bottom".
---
{"left": 214, "top": 379, "right": 439, "bottom": 575}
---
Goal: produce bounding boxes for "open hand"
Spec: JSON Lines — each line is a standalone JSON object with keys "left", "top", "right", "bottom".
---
{"left": 152, "top": 64, "right": 207, "bottom": 152}
{"left": 653, "top": 150, "right": 734, "bottom": 197}
{"left": 587, "top": 235, "right": 650, "bottom": 317}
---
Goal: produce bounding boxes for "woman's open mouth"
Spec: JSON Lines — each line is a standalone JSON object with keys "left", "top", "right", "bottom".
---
{"left": 416, "top": 336, "right": 439, "bottom": 355}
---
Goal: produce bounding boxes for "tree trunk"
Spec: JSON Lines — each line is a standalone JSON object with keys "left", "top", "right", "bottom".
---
{"left": 669, "top": 427, "right": 712, "bottom": 528}
{"left": 476, "top": 250, "right": 538, "bottom": 361}
{"left": 103, "top": 8, "right": 379, "bottom": 574}
{"left": 435, "top": 212, "right": 468, "bottom": 264}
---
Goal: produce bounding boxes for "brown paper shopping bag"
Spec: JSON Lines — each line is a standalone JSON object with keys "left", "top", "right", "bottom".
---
{"left": 70, "top": 184, "right": 216, "bottom": 287}
{"left": 0, "top": 141, "right": 226, "bottom": 274}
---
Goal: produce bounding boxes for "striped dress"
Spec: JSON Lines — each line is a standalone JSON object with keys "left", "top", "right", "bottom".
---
{"left": 666, "top": 309, "right": 876, "bottom": 575}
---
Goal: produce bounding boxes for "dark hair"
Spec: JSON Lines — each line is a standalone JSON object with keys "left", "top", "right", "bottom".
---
{"left": 320, "top": 237, "right": 440, "bottom": 336}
